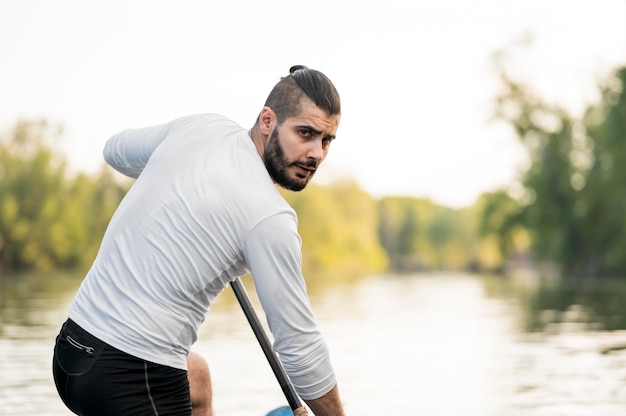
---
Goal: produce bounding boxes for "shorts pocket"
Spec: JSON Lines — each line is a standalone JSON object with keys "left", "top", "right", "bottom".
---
{"left": 54, "top": 322, "right": 105, "bottom": 376}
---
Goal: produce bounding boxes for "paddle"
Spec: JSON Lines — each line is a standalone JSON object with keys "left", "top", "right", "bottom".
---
{"left": 230, "top": 277, "right": 308, "bottom": 416}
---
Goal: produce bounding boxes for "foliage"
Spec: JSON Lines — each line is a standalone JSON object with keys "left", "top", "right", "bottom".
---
{"left": 377, "top": 197, "right": 481, "bottom": 271}
{"left": 490, "top": 51, "right": 626, "bottom": 278}
{"left": 281, "top": 181, "right": 388, "bottom": 279}
{"left": 582, "top": 67, "right": 626, "bottom": 276}
{"left": 476, "top": 191, "right": 530, "bottom": 271}
{"left": 0, "top": 120, "right": 127, "bottom": 272}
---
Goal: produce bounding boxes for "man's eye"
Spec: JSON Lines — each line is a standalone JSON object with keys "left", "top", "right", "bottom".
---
{"left": 300, "top": 129, "right": 311, "bottom": 137}
{"left": 322, "top": 137, "right": 333, "bottom": 147}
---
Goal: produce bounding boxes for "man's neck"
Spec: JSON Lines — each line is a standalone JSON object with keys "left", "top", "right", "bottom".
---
{"left": 248, "top": 125, "right": 266, "bottom": 160}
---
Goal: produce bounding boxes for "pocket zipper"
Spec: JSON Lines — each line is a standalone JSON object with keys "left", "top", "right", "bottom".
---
{"left": 67, "top": 335, "right": 95, "bottom": 354}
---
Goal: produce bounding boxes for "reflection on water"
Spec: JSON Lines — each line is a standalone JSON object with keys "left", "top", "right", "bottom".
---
{"left": 2, "top": 272, "right": 626, "bottom": 415}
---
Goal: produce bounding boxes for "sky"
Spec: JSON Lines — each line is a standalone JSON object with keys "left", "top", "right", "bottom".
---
{"left": 1, "top": 0, "right": 625, "bottom": 207}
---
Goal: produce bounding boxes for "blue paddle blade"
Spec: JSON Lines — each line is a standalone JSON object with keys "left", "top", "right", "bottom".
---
{"left": 264, "top": 406, "right": 292, "bottom": 416}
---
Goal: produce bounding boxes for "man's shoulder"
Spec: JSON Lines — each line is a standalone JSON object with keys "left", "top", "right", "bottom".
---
{"left": 171, "top": 113, "right": 242, "bottom": 129}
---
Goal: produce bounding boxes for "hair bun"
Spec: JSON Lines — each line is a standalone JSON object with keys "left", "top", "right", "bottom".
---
{"left": 289, "top": 65, "right": 309, "bottom": 74}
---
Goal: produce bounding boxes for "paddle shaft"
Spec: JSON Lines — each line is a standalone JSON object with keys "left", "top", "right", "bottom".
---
{"left": 230, "top": 277, "right": 308, "bottom": 415}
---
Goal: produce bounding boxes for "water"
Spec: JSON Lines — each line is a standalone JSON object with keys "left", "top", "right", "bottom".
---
{"left": 2, "top": 272, "right": 626, "bottom": 415}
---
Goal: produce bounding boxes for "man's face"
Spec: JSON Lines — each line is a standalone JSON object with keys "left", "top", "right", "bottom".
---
{"left": 264, "top": 100, "right": 340, "bottom": 191}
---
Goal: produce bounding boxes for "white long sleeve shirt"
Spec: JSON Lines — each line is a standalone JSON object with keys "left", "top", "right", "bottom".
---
{"left": 68, "top": 114, "right": 336, "bottom": 400}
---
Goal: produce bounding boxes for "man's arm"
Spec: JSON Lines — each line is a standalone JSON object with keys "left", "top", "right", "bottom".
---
{"left": 103, "top": 122, "right": 172, "bottom": 178}
{"left": 304, "top": 384, "right": 345, "bottom": 416}
{"left": 243, "top": 214, "right": 345, "bottom": 414}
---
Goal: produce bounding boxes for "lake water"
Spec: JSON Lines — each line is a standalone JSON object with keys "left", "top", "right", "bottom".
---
{"left": 2, "top": 271, "right": 626, "bottom": 415}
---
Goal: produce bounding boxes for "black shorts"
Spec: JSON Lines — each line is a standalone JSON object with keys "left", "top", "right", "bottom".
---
{"left": 52, "top": 319, "right": 192, "bottom": 416}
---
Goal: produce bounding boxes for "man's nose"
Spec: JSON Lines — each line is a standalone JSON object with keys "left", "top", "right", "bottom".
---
{"left": 306, "top": 139, "right": 325, "bottom": 162}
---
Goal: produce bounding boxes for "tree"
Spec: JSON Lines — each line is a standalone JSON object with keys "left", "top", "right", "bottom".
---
{"left": 583, "top": 67, "right": 626, "bottom": 276}
{"left": 378, "top": 196, "right": 478, "bottom": 271}
{"left": 0, "top": 120, "right": 127, "bottom": 272}
{"left": 492, "top": 46, "right": 626, "bottom": 278}
{"left": 0, "top": 120, "right": 67, "bottom": 270}
{"left": 476, "top": 190, "right": 528, "bottom": 271}
{"left": 282, "top": 180, "right": 388, "bottom": 279}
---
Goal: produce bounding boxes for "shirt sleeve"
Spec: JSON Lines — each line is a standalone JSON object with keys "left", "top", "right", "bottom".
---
{"left": 103, "top": 122, "right": 172, "bottom": 178}
{"left": 242, "top": 212, "right": 337, "bottom": 400}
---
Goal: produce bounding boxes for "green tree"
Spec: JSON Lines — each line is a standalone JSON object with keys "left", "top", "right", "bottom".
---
{"left": 282, "top": 180, "right": 388, "bottom": 279}
{"left": 493, "top": 48, "right": 626, "bottom": 278}
{"left": 582, "top": 67, "right": 626, "bottom": 276}
{"left": 0, "top": 120, "right": 67, "bottom": 270}
{"left": 378, "top": 197, "right": 424, "bottom": 270}
{"left": 428, "top": 207, "right": 466, "bottom": 269}
{"left": 378, "top": 197, "right": 478, "bottom": 271}
{"left": 476, "top": 190, "right": 528, "bottom": 271}
{"left": 0, "top": 120, "right": 127, "bottom": 272}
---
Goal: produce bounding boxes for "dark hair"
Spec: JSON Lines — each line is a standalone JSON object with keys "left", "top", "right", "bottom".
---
{"left": 263, "top": 65, "right": 341, "bottom": 124}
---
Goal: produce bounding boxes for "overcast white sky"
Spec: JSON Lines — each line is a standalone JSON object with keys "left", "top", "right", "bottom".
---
{"left": 2, "top": 0, "right": 625, "bottom": 207}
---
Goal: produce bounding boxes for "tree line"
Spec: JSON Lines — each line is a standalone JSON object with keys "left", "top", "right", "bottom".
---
{"left": 486, "top": 54, "right": 626, "bottom": 279}
{"left": 0, "top": 119, "right": 483, "bottom": 278}
{"left": 1, "top": 61, "right": 625, "bottom": 279}
{"left": 0, "top": 120, "right": 127, "bottom": 272}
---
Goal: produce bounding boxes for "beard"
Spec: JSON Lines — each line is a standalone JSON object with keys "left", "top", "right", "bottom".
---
{"left": 264, "top": 128, "right": 317, "bottom": 192}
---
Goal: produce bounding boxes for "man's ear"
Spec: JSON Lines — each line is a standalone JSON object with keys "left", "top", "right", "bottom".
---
{"left": 259, "top": 106, "right": 275, "bottom": 135}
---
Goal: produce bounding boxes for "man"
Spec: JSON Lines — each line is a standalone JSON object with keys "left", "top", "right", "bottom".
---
{"left": 52, "top": 66, "right": 345, "bottom": 416}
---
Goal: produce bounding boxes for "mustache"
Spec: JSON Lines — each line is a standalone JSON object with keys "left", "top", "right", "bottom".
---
{"left": 292, "top": 159, "right": 318, "bottom": 170}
